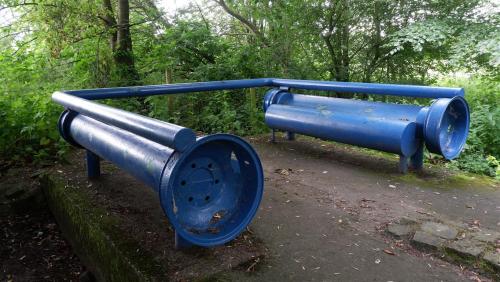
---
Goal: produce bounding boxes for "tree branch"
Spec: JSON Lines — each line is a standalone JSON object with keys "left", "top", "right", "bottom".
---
{"left": 0, "top": 2, "right": 57, "bottom": 12}
{"left": 12, "top": 36, "right": 37, "bottom": 55}
{"left": 214, "top": 0, "right": 268, "bottom": 47}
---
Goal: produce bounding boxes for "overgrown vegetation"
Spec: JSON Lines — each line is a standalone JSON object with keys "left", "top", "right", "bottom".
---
{"left": 0, "top": 0, "right": 498, "bottom": 177}
{"left": 440, "top": 77, "right": 499, "bottom": 177}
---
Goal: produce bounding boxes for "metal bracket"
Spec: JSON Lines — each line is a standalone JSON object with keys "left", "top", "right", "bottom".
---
{"left": 86, "top": 150, "right": 101, "bottom": 179}
{"left": 398, "top": 155, "right": 409, "bottom": 174}
{"left": 270, "top": 129, "right": 277, "bottom": 143}
{"left": 286, "top": 132, "right": 296, "bottom": 141}
{"left": 410, "top": 142, "right": 424, "bottom": 170}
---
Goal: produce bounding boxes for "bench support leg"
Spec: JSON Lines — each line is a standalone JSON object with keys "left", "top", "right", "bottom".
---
{"left": 175, "top": 230, "right": 193, "bottom": 249}
{"left": 270, "top": 129, "right": 276, "bottom": 143}
{"left": 86, "top": 150, "right": 101, "bottom": 179}
{"left": 398, "top": 155, "right": 409, "bottom": 174}
{"left": 410, "top": 142, "right": 424, "bottom": 170}
{"left": 286, "top": 132, "right": 296, "bottom": 141}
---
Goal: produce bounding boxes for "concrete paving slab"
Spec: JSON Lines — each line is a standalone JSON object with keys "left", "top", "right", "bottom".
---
{"left": 387, "top": 223, "right": 414, "bottom": 238}
{"left": 421, "top": 222, "right": 458, "bottom": 240}
{"left": 446, "top": 240, "right": 485, "bottom": 258}
{"left": 411, "top": 231, "right": 446, "bottom": 251}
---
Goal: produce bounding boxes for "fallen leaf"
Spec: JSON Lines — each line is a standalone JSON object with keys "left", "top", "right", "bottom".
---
{"left": 383, "top": 249, "right": 395, "bottom": 256}
{"left": 275, "top": 168, "right": 292, "bottom": 176}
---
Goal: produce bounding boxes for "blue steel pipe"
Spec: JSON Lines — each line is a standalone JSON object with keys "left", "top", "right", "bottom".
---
{"left": 266, "top": 104, "right": 419, "bottom": 157}
{"left": 264, "top": 90, "right": 470, "bottom": 163}
{"left": 52, "top": 77, "right": 469, "bottom": 246}
{"left": 53, "top": 91, "right": 195, "bottom": 151}
{"left": 63, "top": 78, "right": 463, "bottom": 100}
{"left": 271, "top": 79, "right": 464, "bottom": 99}
{"left": 66, "top": 79, "right": 273, "bottom": 100}
{"left": 58, "top": 111, "right": 264, "bottom": 247}
{"left": 67, "top": 112, "right": 173, "bottom": 188}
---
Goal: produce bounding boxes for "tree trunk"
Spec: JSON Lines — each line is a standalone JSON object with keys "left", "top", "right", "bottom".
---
{"left": 115, "top": 0, "right": 139, "bottom": 85}
{"left": 102, "top": 0, "right": 117, "bottom": 51}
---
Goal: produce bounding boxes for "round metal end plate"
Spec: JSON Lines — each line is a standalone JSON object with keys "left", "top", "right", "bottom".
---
{"left": 424, "top": 96, "right": 470, "bottom": 159}
{"left": 159, "top": 134, "right": 264, "bottom": 247}
{"left": 399, "top": 122, "right": 419, "bottom": 157}
{"left": 263, "top": 89, "right": 290, "bottom": 112}
{"left": 57, "top": 110, "right": 82, "bottom": 148}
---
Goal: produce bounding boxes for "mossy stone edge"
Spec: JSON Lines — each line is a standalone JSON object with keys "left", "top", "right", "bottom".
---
{"left": 40, "top": 173, "right": 167, "bottom": 282}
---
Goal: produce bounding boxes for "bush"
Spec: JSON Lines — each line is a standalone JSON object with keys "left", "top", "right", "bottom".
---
{"left": 439, "top": 76, "right": 500, "bottom": 177}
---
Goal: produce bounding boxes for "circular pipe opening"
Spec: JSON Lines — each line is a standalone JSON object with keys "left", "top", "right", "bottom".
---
{"left": 424, "top": 96, "right": 470, "bottom": 159}
{"left": 159, "top": 134, "right": 264, "bottom": 247}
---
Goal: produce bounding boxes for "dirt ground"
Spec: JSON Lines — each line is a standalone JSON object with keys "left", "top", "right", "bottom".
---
{"left": 0, "top": 168, "right": 86, "bottom": 282}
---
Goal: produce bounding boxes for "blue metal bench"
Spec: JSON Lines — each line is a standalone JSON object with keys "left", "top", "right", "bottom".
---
{"left": 53, "top": 91, "right": 264, "bottom": 249}
{"left": 53, "top": 78, "right": 469, "bottom": 248}
{"left": 263, "top": 87, "right": 469, "bottom": 173}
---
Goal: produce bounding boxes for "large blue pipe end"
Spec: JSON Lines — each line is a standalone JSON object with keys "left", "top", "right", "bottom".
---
{"left": 263, "top": 89, "right": 470, "bottom": 162}
{"left": 424, "top": 96, "right": 470, "bottom": 159}
{"left": 160, "top": 134, "right": 264, "bottom": 247}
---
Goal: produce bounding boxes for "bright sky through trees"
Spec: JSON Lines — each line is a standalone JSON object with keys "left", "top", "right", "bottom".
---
{"left": 159, "top": 0, "right": 195, "bottom": 16}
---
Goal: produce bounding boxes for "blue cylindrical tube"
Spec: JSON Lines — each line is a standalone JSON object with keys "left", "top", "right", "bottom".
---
{"left": 68, "top": 113, "right": 173, "bottom": 189}
{"left": 53, "top": 92, "right": 195, "bottom": 151}
{"left": 65, "top": 78, "right": 273, "bottom": 100}
{"left": 264, "top": 90, "right": 470, "bottom": 160}
{"left": 266, "top": 91, "right": 423, "bottom": 120}
{"left": 62, "top": 78, "right": 464, "bottom": 100}
{"left": 265, "top": 104, "right": 419, "bottom": 156}
{"left": 271, "top": 79, "right": 464, "bottom": 99}
{"left": 59, "top": 112, "right": 264, "bottom": 247}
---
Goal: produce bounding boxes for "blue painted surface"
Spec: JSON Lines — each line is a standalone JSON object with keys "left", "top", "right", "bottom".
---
{"left": 65, "top": 113, "right": 173, "bottom": 189}
{"left": 58, "top": 112, "right": 263, "bottom": 247}
{"left": 160, "top": 134, "right": 264, "bottom": 247}
{"left": 54, "top": 92, "right": 195, "bottom": 152}
{"left": 86, "top": 150, "right": 101, "bottom": 179}
{"left": 53, "top": 78, "right": 469, "bottom": 246}
{"left": 423, "top": 96, "right": 469, "bottom": 159}
{"left": 265, "top": 104, "right": 419, "bottom": 156}
{"left": 263, "top": 90, "right": 470, "bottom": 170}
{"left": 272, "top": 79, "right": 464, "bottom": 99}
{"left": 64, "top": 78, "right": 464, "bottom": 100}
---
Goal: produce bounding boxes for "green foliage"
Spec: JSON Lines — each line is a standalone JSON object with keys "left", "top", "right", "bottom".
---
{"left": 439, "top": 77, "right": 500, "bottom": 177}
{"left": 0, "top": 50, "right": 69, "bottom": 162}
{"left": 0, "top": 0, "right": 498, "bottom": 179}
{"left": 451, "top": 153, "right": 498, "bottom": 177}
